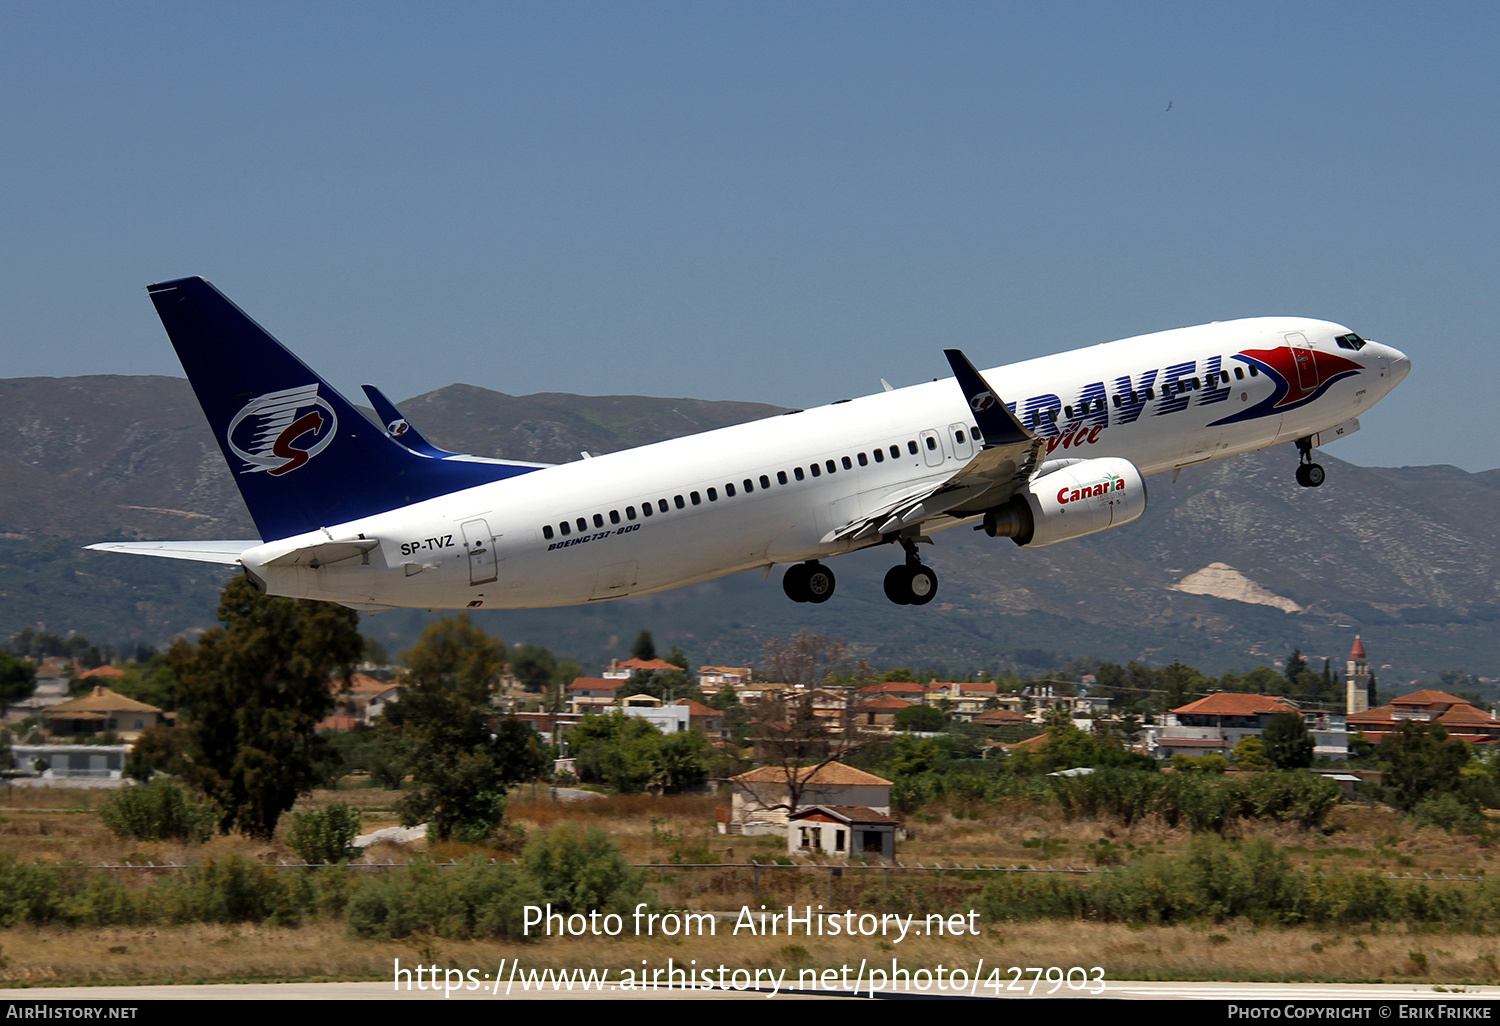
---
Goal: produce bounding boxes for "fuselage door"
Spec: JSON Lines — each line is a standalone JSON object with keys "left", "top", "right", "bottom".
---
{"left": 461, "top": 518, "right": 498, "bottom": 585}
{"left": 949, "top": 423, "right": 975, "bottom": 462}
{"left": 919, "top": 429, "right": 944, "bottom": 467}
{"left": 1285, "top": 333, "right": 1317, "bottom": 392}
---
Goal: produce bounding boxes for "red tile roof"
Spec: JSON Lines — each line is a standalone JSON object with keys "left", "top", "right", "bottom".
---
{"left": 1170, "top": 693, "right": 1299, "bottom": 717}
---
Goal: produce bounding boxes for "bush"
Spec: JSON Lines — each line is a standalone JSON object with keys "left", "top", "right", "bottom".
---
{"left": 344, "top": 855, "right": 542, "bottom": 940}
{"left": 99, "top": 780, "right": 216, "bottom": 842}
{"left": 522, "top": 825, "right": 653, "bottom": 914}
{"left": 286, "top": 803, "right": 363, "bottom": 864}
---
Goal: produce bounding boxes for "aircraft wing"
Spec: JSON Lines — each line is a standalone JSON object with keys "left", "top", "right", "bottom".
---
{"left": 85, "top": 541, "right": 255, "bottom": 564}
{"left": 822, "top": 350, "right": 1044, "bottom": 544}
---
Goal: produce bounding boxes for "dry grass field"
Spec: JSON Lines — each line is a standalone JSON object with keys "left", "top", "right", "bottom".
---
{"left": 1, "top": 784, "right": 1498, "bottom": 989}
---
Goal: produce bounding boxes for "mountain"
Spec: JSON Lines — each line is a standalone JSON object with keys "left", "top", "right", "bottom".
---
{"left": 0, "top": 374, "right": 1490, "bottom": 683}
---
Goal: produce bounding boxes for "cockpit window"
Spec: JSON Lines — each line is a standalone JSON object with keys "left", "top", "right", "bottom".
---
{"left": 1334, "top": 333, "right": 1367, "bottom": 351}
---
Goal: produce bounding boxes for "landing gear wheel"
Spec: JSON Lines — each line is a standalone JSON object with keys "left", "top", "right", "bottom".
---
{"left": 907, "top": 565, "right": 938, "bottom": 605}
{"left": 782, "top": 563, "right": 811, "bottom": 603}
{"left": 884, "top": 565, "right": 912, "bottom": 605}
{"left": 1295, "top": 463, "right": 1325, "bottom": 488}
{"left": 805, "top": 563, "right": 835, "bottom": 604}
{"left": 883, "top": 563, "right": 939, "bottom": 605}
{"left": 783, "top": 562, "right": 834, "bottom": 603}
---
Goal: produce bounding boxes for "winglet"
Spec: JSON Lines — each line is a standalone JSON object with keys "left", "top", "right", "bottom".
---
{"left": 943, "top": 349, "right": 1034, "bottom": 448}
{"left": 361, "top": 384, "right": 460, "bottom": 458}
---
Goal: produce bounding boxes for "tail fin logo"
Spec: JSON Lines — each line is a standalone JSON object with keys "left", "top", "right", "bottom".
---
{"left": 226, "top": 384, "right": 338, "bottom": 477}
{"left": 385, "top": 418, "right": 410, "bottom": 438}
{"left": 969, "top": 392, "right": 996, "bottom": 413}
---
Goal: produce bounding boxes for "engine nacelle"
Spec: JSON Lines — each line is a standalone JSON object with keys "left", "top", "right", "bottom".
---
{"left": 982, "top": 457, "right": 1147, "bottom": 547}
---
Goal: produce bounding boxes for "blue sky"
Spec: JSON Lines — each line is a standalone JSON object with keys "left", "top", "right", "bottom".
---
{"left": 2, "top": 2, "right": 1492, "bottom": 470}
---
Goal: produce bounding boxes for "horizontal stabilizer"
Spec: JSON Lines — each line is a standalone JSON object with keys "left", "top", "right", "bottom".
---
{"left": 86, "top": 541, "right": 253, "bottom": 565}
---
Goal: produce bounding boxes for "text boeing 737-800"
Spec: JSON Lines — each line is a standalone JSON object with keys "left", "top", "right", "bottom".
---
{"left": 88, "top": 277, "right": 1410, "bottom": 610}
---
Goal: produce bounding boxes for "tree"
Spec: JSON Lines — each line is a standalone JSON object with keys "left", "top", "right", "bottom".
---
{"left": 894, "top": 704, "right": 946, "bottom": 733}
{"left": 760, "top": 631, "right": 849, "bottom": 686}
{"left": 387, "top": 616, "right": 544, "bottom": 841}
{"left": 1379, "top": 720, "right": 1472, "bottom": 811}
{"left": 168, "top": 577, "right": 363, "bottom": 838}
{"left": 1232, "top": 736, "right": 1271, "bottom": 770}
{"left": 1261, "top": 713, "right": 1314, "bottom": 770}
{"left": 0, "top": 653, "right": 36, "bottom": 716}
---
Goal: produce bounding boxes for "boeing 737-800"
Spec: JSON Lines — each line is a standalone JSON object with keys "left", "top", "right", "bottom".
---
{"left": 89, "top": 277, "right": 1410, "bottom": 610}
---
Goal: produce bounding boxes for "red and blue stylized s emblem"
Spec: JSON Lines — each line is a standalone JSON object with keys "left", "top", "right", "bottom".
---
{"left": 226, "top": 384, "right": 338, "bottom": 476}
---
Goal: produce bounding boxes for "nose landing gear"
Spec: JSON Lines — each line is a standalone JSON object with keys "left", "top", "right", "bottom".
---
{"left": 1294, "top": 437, "right": 1325, "bottom": 488}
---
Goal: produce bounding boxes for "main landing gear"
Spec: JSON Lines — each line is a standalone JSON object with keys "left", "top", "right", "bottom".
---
{"left": 783, "top": 561, "right": 835, "bottom": 603}
{"left": 884, "top": 537, "right": 938, "bottom": 606}
{"left": 1294, "top": 437, "right": 1325, "bottom": 488}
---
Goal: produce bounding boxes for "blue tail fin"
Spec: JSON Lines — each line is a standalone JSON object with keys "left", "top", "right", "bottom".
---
{"left": 148, "top": 277, "right": 538, "bottom": 541}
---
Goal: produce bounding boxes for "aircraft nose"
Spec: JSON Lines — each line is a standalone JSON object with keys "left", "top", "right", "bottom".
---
{"left": 1384, "top": 344, "right": 1411, "bottom": 386}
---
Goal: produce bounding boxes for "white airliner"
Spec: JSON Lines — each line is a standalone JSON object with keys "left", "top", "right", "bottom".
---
{"left": 90, "top": 278, "right": 1410, "bottom": 610}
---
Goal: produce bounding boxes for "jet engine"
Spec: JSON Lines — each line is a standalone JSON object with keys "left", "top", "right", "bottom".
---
{"left": 982, "top": 457, "right": 1147, "bottom": 547}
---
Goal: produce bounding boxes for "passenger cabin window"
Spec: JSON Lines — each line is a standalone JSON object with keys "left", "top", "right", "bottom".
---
{"left": 872, "top": 448, "right": 884, "bottom": 463}
{"left": 543, "top": 525, "right": 554, "bottom": 540}
{"left": 690, "top": 491, "right": 701, "bottom": 505}
{"left": 760, "top": 474, "right": 771, "bottom": 489}
{"left": 576, "top": 518, "right": 587, "bottom": 532}
{"left": 609, "top": 510, "right": 620, "bottom": 524}
{"left": 794, "top": 467, "right": 805, "bottom": 481}
{"left": 1249, "top": 366, "right": 1259, "bottom": 377}
{"left": 809, "top": 463, "right": 820, "bottom": 477}
{"left": 954, "top": 429, "right": 966, "bottom": 444}
{"left": 841, "top": 456, "right": 852, "bottom": 470}
{"left": 925, "top": 436, "right": 937, "bottom": 451}
{"left": 827, "top": 459, "right": 837, "bottom": 474}
{"left": 643, "top": 502, "right": 654, "bottom": 517}
{"left": 626, "top": 506, "right": 637, "bottom": 520}
{"left": 857, "top": 452, "right": 868, "bottom": 466}
{"left": 741, "top": 479, "right": 752, "bottom": 493}
{"left": 560, "top": 521, "right": 571, "bottom": 536}
{"left": 658, "top": 498, "right": 669, "bottom": 512}
{"left": 594, "top": 514, "right": 604, "bottom": 528}
{"left": 675, "top": 495, "right": 685, "bottom": 509}
{"left": 724, "top": 483, "right": 734, "bottom": 497}
{"left": 777, "top": 471, "right": 788, "bottom": 485}
{"left": 907, "top": 440, "right": 918, "bottom": 455}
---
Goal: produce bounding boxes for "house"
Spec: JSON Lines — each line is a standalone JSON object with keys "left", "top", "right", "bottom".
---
{"left": 43, "top": 687, "right": 167, "bottom": 741}
{"left": 697, "top": 666, "right": 751, "bottom": 690}
{"left": 675, "top": 699, "right": 725, "bottom": 737}
{"left": 788, "top": 805, "right": 898, "bottom": 860}
{"left": 327, "top": 673, "right": 403, "bottom": 727}
{"left": 1348, "top": 690, "right": 1500, "bottom": 746}
{"left": 567, "top": 677, "right": 623, "bottom": 714}
{"left": 723, "top": 763, "right": 892, "bottom": 836}
{"left": 850, "top": 694, "right": 914, "bottom": 733}
{"left": 603, "top": 657, "right": 680, "bottom": 680}
{"left": 623, "top": 702, "right": 691, "bottom": 734}
{"left": 1158, "top": 692, "right": 1349, "bottom": 760}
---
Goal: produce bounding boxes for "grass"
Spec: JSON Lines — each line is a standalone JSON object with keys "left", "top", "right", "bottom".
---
{"left": 3, "top": 785, "right": 1500, "bottom": 987}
